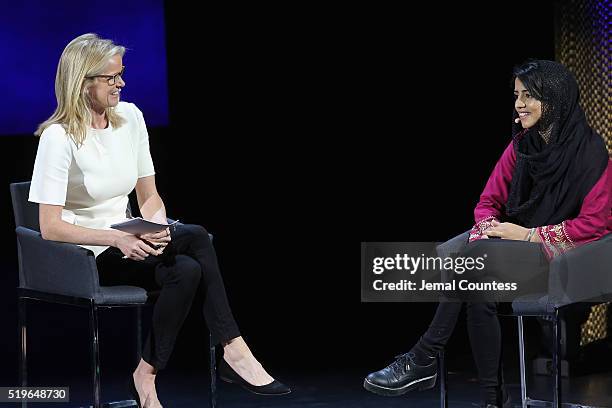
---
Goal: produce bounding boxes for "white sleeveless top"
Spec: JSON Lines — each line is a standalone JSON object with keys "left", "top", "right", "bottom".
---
{"left": 29, "top": 102, "right": 156, "bottom": 257}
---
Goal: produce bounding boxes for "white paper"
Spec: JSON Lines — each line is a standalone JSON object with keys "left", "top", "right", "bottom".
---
{"left": 111, "top": 217, "right": 179, "bottom": 235}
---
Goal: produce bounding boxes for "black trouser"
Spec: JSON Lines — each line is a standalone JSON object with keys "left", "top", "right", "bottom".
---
{"left": 96, "top": 223, "right": 241, "bottom": 370}
{"left": 413, "top": 301, "right": 502, "bottom": 403}
{"left": 413, "top": 239, "right": 549, "bottom": 404}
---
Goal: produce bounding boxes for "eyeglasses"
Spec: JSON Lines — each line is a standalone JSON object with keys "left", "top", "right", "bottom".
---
{"left": 86, "top": 66, "right": 125, "bottom": 85}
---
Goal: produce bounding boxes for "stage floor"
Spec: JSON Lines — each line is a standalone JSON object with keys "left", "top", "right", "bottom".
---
{"left": 4, "top": 367, "right": 612, "bottom": 407}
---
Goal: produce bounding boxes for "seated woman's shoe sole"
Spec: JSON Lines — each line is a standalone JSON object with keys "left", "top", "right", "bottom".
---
{"left": 363, "top": 373, "right": 437, "bottom": 397}
{"left": 219, "top": 375, "right": 292, "bottom": 396}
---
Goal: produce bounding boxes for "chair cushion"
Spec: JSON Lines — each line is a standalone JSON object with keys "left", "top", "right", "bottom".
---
{"left": 95, "top": 286, "right": 149, "bottom": 305}
{"left": 512, "top": 293, "right": 555, "bottom": 315}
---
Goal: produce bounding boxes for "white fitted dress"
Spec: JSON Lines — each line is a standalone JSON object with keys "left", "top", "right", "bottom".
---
{"left": 29, "top": 102, "right": 156, "bottom": 257}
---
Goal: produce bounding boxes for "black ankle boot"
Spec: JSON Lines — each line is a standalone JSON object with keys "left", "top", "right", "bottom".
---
{"left": 364, "top": 352, "right": 437, "bottom": 397}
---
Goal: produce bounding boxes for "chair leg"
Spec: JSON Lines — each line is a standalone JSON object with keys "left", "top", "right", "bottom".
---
{"left": 518, "top": 316, "right": 528, "bottom": 408}
{"left": 135, "top": 306, "right": 143, "bottom": 365}
{"left": 209, "top": 332, "right": 217, "bottom": 408}
{"left": 438, "top": 350, "right": 448, "bottom": 408}
{"left": 89, "top": 303, "right": 102, "bottom": 408}
{"left": 18, "top": 297, "right": 27, "bottom": 408}
{"left": 552, "top": 309, "right": 561, "bottom": 408}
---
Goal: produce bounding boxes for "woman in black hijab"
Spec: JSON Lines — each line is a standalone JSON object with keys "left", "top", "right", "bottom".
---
{"left": 363, "top": 60, "right": 611, "bottom": 407}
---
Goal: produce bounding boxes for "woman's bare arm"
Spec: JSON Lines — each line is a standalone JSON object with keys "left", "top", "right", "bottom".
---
{"left": 39, "top": 203, "right": 125, "bottom": 245}
{"left": 135, "top": 175, "right": 167, "bottom": 223}
{"left": 39, "top": 204, "right": 160, "bottom": 260}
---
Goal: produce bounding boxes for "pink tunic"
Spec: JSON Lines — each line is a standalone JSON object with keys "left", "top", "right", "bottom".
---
{"left": 468, "top": 140, "right": 612, "bottom": 258}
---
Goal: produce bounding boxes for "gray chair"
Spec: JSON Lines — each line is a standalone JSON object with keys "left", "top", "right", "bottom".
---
{"left": 10, "top": 181, "right": 218, "bottom": 408}
{"left": 435, "top": 230, "right": 612, "bottom": 408}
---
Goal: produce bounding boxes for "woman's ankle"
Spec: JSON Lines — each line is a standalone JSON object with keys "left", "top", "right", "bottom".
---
{"left": 223, "top": 337, "right": 252, "bottom": 362}
{"left": 409, "top": 345, "right": 436, "bottom": 366}
{"left": 482, "top": 385, "right": 506, "bottom": 406}
{"left": 134, "top": 358, "right": 157, "bottom": 377}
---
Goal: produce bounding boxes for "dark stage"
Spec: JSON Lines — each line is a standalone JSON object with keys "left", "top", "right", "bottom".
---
{"left": 1, "top": 1, "right": 611, "bottom": 407}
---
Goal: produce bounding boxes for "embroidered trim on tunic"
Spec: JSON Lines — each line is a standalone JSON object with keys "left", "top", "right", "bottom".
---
{"left": 538, "top": 221, "right": 575, "bottom": 257}
{"left": 469, "top": 216, "right": 498, "bottom": 242}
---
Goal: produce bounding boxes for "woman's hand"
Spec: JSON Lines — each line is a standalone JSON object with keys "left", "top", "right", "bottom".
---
{"left": 114, "top": 232, "right": 162, "bottom": 260}
{"left": 138, "top": 228, "right": 171, "bottom": 253}
{"left": 483, "top": 220, "right": 530, "bottom": 241}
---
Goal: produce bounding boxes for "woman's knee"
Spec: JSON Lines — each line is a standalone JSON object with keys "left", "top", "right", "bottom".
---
{"left": 182, "top": 224, "right": 211, "bottom": 243}
{"left": 173, "top": 255, "right": 202, "bottom": 286}
{"left": 466, "top": 302, "right": 498, "bottom": 320}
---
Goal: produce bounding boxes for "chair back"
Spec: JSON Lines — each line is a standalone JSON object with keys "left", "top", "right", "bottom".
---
{"left": 10, "top": 182, "right": 39, "bottom": 231}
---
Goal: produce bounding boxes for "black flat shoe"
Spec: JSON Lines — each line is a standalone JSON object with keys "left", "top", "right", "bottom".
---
{"left": 363, "top": 352, "right": 437, "bottom": 397}
{"left": 127, "top": 376, "right": 143, "bottom": 408}
{"left": 218, "top": 358, "right": 291, "bottom": 396}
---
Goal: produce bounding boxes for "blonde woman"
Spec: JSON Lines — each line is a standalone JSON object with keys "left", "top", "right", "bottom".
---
{"left": 29, "top": 33, "right": 290, "bottom": 408}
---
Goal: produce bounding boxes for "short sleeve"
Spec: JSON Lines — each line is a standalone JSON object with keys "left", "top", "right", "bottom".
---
{"left": 28, "top": 125, "right": 73, "bottom": 206}
{"left": 133, "top": 104, "right": 156, "bottom": 178}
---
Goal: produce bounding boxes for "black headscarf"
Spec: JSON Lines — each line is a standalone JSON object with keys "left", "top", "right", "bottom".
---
{"left": 505, "top": 60, "right": 608, "bottom": 228}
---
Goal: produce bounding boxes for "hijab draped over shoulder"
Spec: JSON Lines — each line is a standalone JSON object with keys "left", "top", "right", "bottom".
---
{"left": 506, "top": 60, "right": 609, "bottom": 227}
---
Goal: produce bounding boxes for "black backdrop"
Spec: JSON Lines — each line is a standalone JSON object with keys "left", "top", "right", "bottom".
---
{"left": 0, "top": 2, "right": 555, "bottom": 383}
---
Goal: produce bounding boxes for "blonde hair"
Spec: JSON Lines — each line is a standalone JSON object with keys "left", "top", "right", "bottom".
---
{"left": 35, "top": 33, "right": 126, "bottom": 146}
